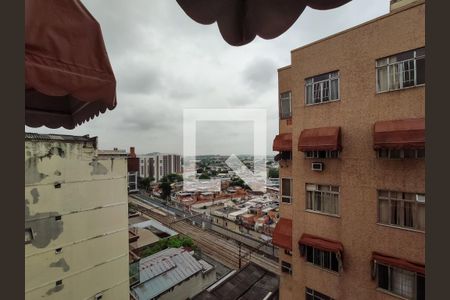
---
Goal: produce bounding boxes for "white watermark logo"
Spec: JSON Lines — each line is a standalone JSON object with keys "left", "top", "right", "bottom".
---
{"left": 183, "top": 108, "right": 267, "bottom": 192}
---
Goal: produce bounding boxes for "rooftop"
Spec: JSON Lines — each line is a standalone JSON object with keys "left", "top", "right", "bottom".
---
{"left": 131, "top": 248, "right": 214, "bottom": 300}
{"left": 25, "top": 132, "right": 97, "bottom": 144}
{"left": 193, "top": 262, "right": 279, "bottom": 300}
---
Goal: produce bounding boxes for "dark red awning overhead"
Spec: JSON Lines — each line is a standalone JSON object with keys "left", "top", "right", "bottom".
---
{"left": 176, "top": 0, "right": 352, "bottom": 46}
{"left": 373, "top": 252, "right": 425, "bottom": 275}
{"left": 272, "top": 218, "right": 292, "bottom": 251}
{"left": 373, "top": 118, "right": 425, "bottom": 150}
{"left": 298, "top": 233, "right": 343, "bottom": 253}
{"left": 25, "top": 0, "right": 117, "bottom": 129}
{"left": 273, "top": 133, "right": 292, "bottom": 152}
{"left": 298, "top": 127, "right": 342, "bottom": 152}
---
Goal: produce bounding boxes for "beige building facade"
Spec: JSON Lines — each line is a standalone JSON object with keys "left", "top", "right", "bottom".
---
{"left": 25, "top": 133, "right": 129, "bottom": 300}
{"left": 272, "top": 1, "right": 425, "bottom": 299}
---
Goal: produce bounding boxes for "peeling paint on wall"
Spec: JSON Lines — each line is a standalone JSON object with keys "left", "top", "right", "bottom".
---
{"left": 46, "top": 284, "right": 64, "bottom": 295}
{"left": 25, "top": 157, "right": 49, "bottom": 185}
{"left": 30, "top": 188, "right": 40, "bottom": 204}
{"left": 25, "top": 198, "right": 64, "bottom": 249}
{"left": 49, "top": 258, "right": 70, "bottom": 272}
{"left": 89, "top": 160, "right": 108, "bottom": 175}
{"left": 25, "top": 147, "right": 66, "bottom": 185}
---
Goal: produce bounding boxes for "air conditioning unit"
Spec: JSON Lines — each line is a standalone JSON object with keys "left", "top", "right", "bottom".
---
{"left": 311, "top": 162, "right": 324, "bottom": 172}
{"left": 416, "top": 194, "right": 425, "bottom": 203}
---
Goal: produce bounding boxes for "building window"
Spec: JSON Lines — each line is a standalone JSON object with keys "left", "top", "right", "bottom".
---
{"left": 284, "top": 249, "right": 292, "bottom": 256}
{"left": 281, "top": 261, "right": 292, "bottom": 275}
{"left": 377, "top": 148, "right": 425, "bottom": 159}
{"left": 281, "top": 178, "right": 292, "bottom": 204}
{"left": 376, "top": 264, "right": 425, "bottom": 300}
{"left": 376, "top": 47, "right": 425, "bottom": 92}
{"left": 305, "top": 150, "right": 340, "bottom": 159}
{"left": 306, "top": 287, "right": 334, "bottom": 300}
{"left": 279, "top": 91, "right": 292, "bottom": 119}
{"left": 378, "top": 190, "right": 425, "bottom": 231}
{"left": 306, "top": 184, "right": 339, "bottom": 215}
{"left": 305, "top": 71, "right": 339, "bottom": 105}
{"left": 25, "top": 228, "right": 34, "bottom": 244}
{"left": 305, "top": 245, "right": 339, "bottom": 272}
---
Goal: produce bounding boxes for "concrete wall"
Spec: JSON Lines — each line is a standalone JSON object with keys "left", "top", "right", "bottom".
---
{"left": 25, "top": 137, "right": 129, "bottom": 300}
{"left": 277, "top": 2, "right": 425, "bottom": 299}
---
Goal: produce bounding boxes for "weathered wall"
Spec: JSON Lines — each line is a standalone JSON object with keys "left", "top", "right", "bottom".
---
{"left": 25, "top": 138, "right": 129, "bottom": 300}
{"left": 277, "top": 2, "right": 425, "bottom": 299}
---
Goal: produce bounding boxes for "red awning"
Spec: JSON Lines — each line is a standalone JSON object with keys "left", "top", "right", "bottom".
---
{"left": 298, "top": 127, "right": 341, "bottom": 152}
{"left": 273, "top": 133, "right": 292, "bottom": 152}
{"left": 298, "top": 233, "right": 343, "bottom": 253}
{"left": 373, "top": 118, "right": 425, "bottom": 150}
{"left": 176, "top": 0, "right": 351, "bottom": 46}
{"left": 272, "top": 218, "right": 292, "bottom": 251}
{"left": 373, "top": 252, "right": 425, "bottom": 275}
{"left": 25, "top": 0, "right": 117, "bottom": 129}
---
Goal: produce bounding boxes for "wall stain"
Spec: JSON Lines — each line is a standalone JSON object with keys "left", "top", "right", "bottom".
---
{"left": 25, "top": 157, "right": 48, "bottom": 185}
{"left": 49, "top": 258, "right": 70, "bottom": 272}
{"left": 54, "top": 170, "right": 62, "bottom": 176}
{"left": 25, "top": 147, "right": 65, "bottom": 185}
{"left": 46, "top": 284, "right": 64, "bottom": 296}
{"left": 30, "top": 188, "right": 40, "bottom": 204}
{"left": 89, "top": 160, "right": 108, "bottom": 175}
{"left": 25, "top": 198, "right": 63, "bottom": 249}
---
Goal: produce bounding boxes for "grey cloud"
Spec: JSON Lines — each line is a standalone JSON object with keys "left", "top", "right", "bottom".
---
{"left": 27, "top": 0, "right": 388, "bottom": 155}
{"left": 243, "top": 58, "right": 277, "bottom": 91}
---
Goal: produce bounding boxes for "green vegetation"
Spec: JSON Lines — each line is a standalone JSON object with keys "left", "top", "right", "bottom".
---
{"left": 230, "top": 177, "right": 247, "bottom": 188}
{"left": 199, "top": 173, "right": 211, "bottom": 179}
{"left": 159, "top": 173, "right": 183, "bottom": 199}
{"left": 140, "top": 236, "right": 196, "bottom": 257}
{"left": 138, "top": 176, "right": 154, "bottom": 190}
{"left": 268, "top": 168, "right": 279, "bottom": 178}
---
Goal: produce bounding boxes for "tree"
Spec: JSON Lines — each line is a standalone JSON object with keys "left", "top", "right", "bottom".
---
{"left": 199, "top": 173, "right": 211, "bottom": 180}
{"left": 138, "top": 177, "right": 153, "bottom": 190}
{"left": 161, "top": 173, "right": 183, "bottom": 183}
{"left": 268, "top": 168, "right": 279, "bottom": 178}
{"left": 160, "top": 181, "right": 172, "bottom": 200}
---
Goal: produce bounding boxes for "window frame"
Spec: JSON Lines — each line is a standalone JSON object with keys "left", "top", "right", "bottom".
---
{"left": 305, "top": 71, "right": 340, "bottom": 105}
{"left": 279, "top": 91, "right": 292, "bottom": 119}
{"left": 306, "top": 287, "right": 334, "bottom": 300}
{"left": 377, "top": 149, "right": 425, "bottom": 160}
{"left": 305, "top": 150, "right": 340, "bottom": 159}
{"left": 376, "top": 263, "right": 424, "bottom": 300}
{"left": 305, "top": 245, "right": 340, "bottom": 273}
{"left": 306, "top": 184, "right": 340, "bottom": 216}
{"left": 281, "top": 177, "right": 293, "bottom": 204}
{"left": 281, "top": 260, "right": 293, "bottom": 275}
{"left": 25, "top": 228, "right": 34, "bottom": 244}
{"left": 376, "top": 48, "right": 425, "bottom": 93}
{"left": 377, "top": 190, "right": 425, "bottom": 232}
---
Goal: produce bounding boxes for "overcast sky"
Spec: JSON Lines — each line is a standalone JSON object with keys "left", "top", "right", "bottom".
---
{"left": 25, "top": 0, "right": 389, "bottom": 155}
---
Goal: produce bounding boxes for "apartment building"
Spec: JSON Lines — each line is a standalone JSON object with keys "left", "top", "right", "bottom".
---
{"left": 128, "top": 147, "right": 139, "bottom": 193}
{"left": 25, "top": 133, "right": 129, "bottom": 300}
{"left": 138, "top": 153, "right": 182, "bottom": 181}
{"left": 272, "top": 1, "right": 425, "bottom": 299}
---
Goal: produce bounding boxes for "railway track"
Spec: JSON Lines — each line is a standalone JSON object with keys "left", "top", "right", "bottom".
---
{"left": 130, "top": 201, "right": 280, "bottom": 275}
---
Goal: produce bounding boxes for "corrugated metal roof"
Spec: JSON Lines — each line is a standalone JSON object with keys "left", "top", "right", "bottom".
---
{"left": 193, "top": 262, "right": 279, "bottom": 300}
{"left": 25, "top": 132, "right": 96, "bottom": 143}
{"left": 131, "top": 248, "right": 212, "bottom": 300}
